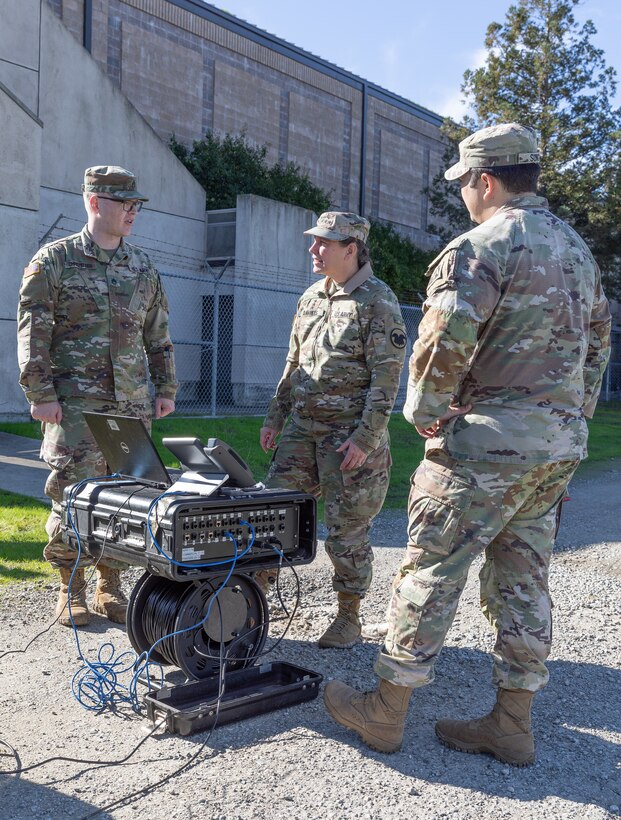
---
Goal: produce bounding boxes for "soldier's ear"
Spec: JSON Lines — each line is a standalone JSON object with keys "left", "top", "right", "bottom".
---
{"left": 480, "top": 172, "right": 503, "bottom": 200}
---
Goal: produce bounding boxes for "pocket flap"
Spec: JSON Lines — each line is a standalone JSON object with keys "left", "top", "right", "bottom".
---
{"left": 396, "top": 574, "right": 435, "bottom": 609}
{"left": 412, "top": 460, "right": 473, "bottom": 511}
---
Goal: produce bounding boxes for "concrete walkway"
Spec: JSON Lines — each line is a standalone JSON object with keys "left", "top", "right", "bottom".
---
{"left": 0, "top": 432, "right": 47, "bottom": 502}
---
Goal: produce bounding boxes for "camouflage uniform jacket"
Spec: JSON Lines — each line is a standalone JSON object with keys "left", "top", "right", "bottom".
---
{"left": 17, "top": 227, "right": 178, "bottom": 404}
{"left": 264, "top": 263, "right": 407, "bottom": 454}
{"left": 404, "top": 195, "right": 611, "bottom": 464}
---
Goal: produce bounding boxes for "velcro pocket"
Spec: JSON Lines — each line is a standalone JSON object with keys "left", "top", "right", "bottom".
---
{"left": 351, "top": 544, "right": 374, "bottom": 567}
{"left": 407, "top": 459, "right": 474, "bottom": 555}
{"left": 40, "top": 439, "right": 73, "bottom": 472}
{"left": 396, "top": 573, "right": 435, "bottom": 608}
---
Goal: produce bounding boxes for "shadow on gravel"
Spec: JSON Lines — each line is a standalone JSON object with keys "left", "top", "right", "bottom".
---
{"left": 1, "top": 627, "right": 618, "bottom": 817}
{"left": 313, "top": 639, "right": 620, "bottom": 814}
{"left": 172, "top": 636, "right": 620, "bottom": 816}
{"left": 0, "top": 774, "right": 112, "bottom": 819}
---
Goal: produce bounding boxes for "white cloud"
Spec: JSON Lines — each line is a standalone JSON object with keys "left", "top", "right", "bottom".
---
{"left": 438, "top": 91, "right": 473, "bottom": 121}
{"left": 471, "top": 46, "right": 488, "bottom": 70}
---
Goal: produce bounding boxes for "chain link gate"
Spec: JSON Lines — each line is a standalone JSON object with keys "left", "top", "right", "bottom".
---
{"left": 164, "top": 270, "right": 424, "bottom": 416}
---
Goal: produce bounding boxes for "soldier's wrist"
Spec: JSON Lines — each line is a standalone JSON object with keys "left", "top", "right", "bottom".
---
{"left": 349, "top": 432, "right": 375, "bottom": 455}
{"left": 27, "top": 391, "right": 58, "bottom": 405}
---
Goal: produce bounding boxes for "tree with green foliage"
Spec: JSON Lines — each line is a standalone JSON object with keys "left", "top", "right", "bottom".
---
{"left": 428, "top": 0, "right": 621, "bottom": 296}
{"left": 367, "top": 220, "right": 433, "bottom": 303}
{"left": 170, "top": 131, "right": 330, "bottom": 215}
{"left": 172, "top": 130, "right": 432, "bottom": 303}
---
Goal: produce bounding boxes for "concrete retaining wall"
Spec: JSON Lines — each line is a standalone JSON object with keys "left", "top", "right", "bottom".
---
{"left": 0, "top": 0, "right": 207, "bottom": 419}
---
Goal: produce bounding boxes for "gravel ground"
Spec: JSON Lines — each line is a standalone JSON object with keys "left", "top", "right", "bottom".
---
{"left": 0, "top": 459, "right": 619, "bottom": 820}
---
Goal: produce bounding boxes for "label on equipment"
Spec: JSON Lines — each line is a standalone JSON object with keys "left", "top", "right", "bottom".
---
{"left": 182, "top": 548, "right": 205, "bottom": 560}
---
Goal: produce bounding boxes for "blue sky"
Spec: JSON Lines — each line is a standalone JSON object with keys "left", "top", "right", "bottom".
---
{"left": 212, "top": 0, "right": 621, "bottom": 118}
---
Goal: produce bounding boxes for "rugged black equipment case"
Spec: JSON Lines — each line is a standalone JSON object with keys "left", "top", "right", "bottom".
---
{"left": 62, "top": 479, "right": 316, "bottom": 580}
{"left": 144, "top": 662, "right": 322, "bottom": 735}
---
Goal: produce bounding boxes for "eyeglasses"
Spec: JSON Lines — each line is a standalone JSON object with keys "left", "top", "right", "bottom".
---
{"left": 96, "top": 196, "right": 143, "bottom": 213}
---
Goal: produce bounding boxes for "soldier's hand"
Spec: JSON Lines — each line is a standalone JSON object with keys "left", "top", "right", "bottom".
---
{"left": 415, "top": 402, "right": 472, "bottom": 438}
{"left": 260, "top": 427, "right": 279, "bottom": 453}
{"left": 31, "top": 401, "right": 62, "bottom": 424}
{"left": 155, "top": 398, "right": 175, "bottom": 419}
{"left": 337, "top": 437, "right": 368, "bottom": 471}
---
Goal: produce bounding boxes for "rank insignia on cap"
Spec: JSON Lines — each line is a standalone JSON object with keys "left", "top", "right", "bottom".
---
{"left": 24, "top": 261, "right": 42, "bottom": 277}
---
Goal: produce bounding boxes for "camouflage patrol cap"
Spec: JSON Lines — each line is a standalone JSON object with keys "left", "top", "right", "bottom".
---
{"left": 445, "top": 123, "right": 540, "bottom": 181}
{"left": 304, "top": 211, "right": 370, "bottom": 243}
{"left": 81, "top": 165, "right": 149, "bottom": 201}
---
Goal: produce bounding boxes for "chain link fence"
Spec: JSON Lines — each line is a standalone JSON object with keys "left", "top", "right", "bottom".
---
{"left": 163, "top": 270, "right": 621, "bottom": 414}
{"left": 601, "top": 326, "right": 621, "bottom": 401}
{"left": 163, "top": 269, "right": 621, "bottom": 414}
{"left": 163, "top": 267, "right": 422, "bottom": 416}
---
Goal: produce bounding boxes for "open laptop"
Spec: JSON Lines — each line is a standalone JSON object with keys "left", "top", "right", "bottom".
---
{"left": 83, "top": 412, "right": 172, "bottom": 489}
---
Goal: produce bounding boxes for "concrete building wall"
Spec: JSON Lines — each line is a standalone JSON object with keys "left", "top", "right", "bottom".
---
{"left": 0, "top": 0, "right": 41, "bottom": 114}
{"left": 0, "top": 0, "right": 207, "bottom": 418}
{"left": 231, "top": 195, "right": 315, "bottom": 406}
{"left": 0, "top": 0, "right": 45, "bottom": 417}
{"left": 0, "top": 83, "right": 43, "bottom": 417}
{"left": 46, "top": 0, "right": 445, "bottom": 248}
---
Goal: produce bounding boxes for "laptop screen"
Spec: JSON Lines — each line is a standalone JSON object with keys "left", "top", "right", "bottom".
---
{"left": 83, "top": 412, "right": 171, "bottom": 488}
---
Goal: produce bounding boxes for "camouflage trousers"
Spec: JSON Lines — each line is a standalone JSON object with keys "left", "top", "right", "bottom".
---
{"left": 41, "top": 396, "right": 151, "bottom": 570}
{"left": 375, "top": 451, "right": 579, "bottom": 692}
{"left": 265, "top": 416, "right": 391, "bottom": 596}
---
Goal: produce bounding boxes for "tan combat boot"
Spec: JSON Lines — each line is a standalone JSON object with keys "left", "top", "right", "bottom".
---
{"left": 91, "top": 566, "right": 128, "bottom": 623}
{"left": 56, "top": 567, "right": 90, "bottom": 627}
{"left": 361, "top": 621, "right": 389, "bottom": 642}
{"left": 324, "top": 677, "right": 413, "bottom": 753}
{"left": 253, "top": 568, "right": 279, "bottom": 596}
{"left": 318, "top": 592, "right": 361, "bottom": 648}
{"left": 435, "top": 688, "right": 536, "bottom": 766}
{"left": 253, "top": 568, "right": 284, "bottom": 618}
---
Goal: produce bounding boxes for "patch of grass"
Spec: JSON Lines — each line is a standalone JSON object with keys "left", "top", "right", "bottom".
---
{"left": 385, "top": 415, "right": 424, "bottom": 507}
{"left": 1, "top": 402, "right": 619, "bottom": 512}
{"left": 583, "top": 401, "right": 621, "bottom": 464}
{"left": 0, "top": 420, "right": 43, "bottom": 440}
{"left": 0, "top": 490, "right": 53, "bottom": 585}
{"left": 386, "top": 400, "right": 621, "bottom": 503}
{"left": 151, "top": 416, "right": 273, "bottom": 479}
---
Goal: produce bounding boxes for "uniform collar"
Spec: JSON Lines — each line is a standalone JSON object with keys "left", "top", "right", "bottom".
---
{"left": 80, "top": 226, "right": 128, "bottom": 263}
{"left": 323, "top": 261, "right": 373, "bottom": 296}
{"left": 499, "top": 194, "right": 549, "bottom": 212}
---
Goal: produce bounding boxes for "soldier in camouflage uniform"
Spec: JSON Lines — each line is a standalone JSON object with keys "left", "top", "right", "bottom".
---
{"left": 17, "top": 166, "right": 178, "bottom": 627}
{"left": 324, "top": 124, "right": 611, "bottom": 761}
{"left": 260, "top": 212, "right": 406, "bottom": 648}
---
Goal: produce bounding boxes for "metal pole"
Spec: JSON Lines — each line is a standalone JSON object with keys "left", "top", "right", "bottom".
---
{"left": 210, "top": 281, "right": 219, "bottom": 417}
{"left": 359, "top": 82, "right": 368, "bottom": 215}
{"left": 604, "top": 363, "right": 610, "bottom": 401}
{"left": 39, "top": 213, "right": 64, "bottom": 247}
{"left": 83, "top": 0, "right": 93, "bottom": 52}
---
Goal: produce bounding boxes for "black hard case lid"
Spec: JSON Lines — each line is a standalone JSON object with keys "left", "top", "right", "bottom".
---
{"left": 144, "top": 661, "right": 322, "bottom": 736}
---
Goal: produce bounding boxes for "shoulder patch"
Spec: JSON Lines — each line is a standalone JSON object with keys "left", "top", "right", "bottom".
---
{"left": 390, "top": 328, "right": 407, "bottom": 349}
{"left": 24, "top": 261, "right": 42, "bottom": 277}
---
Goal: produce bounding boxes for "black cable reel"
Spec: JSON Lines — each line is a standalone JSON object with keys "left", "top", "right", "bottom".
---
{"left": 126, "top": 572, "right": 269, "bottom": 679}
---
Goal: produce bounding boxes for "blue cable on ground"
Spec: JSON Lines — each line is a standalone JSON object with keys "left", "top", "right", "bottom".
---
{"left": 64, "top": 474, "right": 155, "bottom": 711}
{"left": 65, "top": 477, "right": 258, "bottom": 711}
